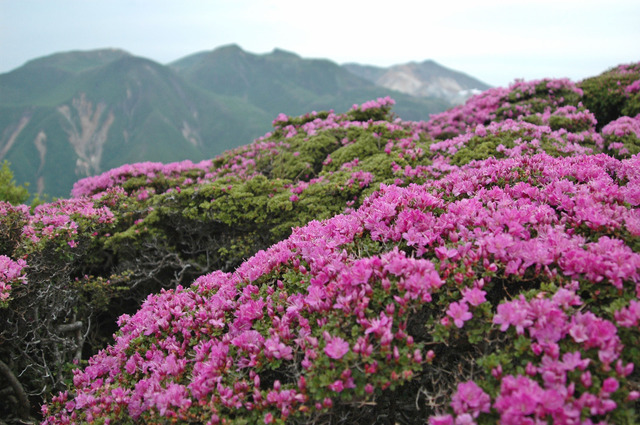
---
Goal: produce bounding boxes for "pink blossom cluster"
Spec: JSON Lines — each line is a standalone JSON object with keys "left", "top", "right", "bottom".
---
{"left": 0, "top": 199, "right": 30, "bottom": 223}
{"left": 599, "top": 113, "right": 640, "bottom": 157}
{"left": 264, "top": 107, "right": 406, "bottom": 142}
{"left": 71, "top": 160, "right": 215, "bottom": 198}
{"left": 434, "top": 290, "right": 636, "bottom": 425}
{"left": 351, "top": 96, "right": 396, "bottom": 112}
{"left": 422, "top": 86, "right": 510, "bottom": 138}
{"left": 602, "top": 114, "right": 640, "bottom": 139}
{"left": 0, "top": 197, "right": 116, "bottom": 302}
{"left": 613, "top": 63, "right": 640, "bottom": 75}
{"left": 534, "top": 105, "right": 598, "bottom": 132}
{"left": 0, "top": 255, "right": 27, "bottom": 304}
{"left": 606, "top": 63, "right": 640, "bottom": 92}
{"left": 627, "top": 80, "right": 640, "bottom": 94}
{"left": 43, "top": 149, "right": 640, "bottom": 424}
{"left": 423, "top": 78, "right": 583, "bottom": 139}
{"left": 507, "top": 78, "right": 583, "bottom": 99}
{"left": 21, "top": 197, "right": 115, "bottom": 247}
{"left": 429, "top": 118, "right": 597, "bottom": 160}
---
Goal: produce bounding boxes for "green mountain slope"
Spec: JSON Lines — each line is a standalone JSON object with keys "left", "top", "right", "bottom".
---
{"left": 0, "top": 46, "right": 452, "bottom": 197}
{"left": 0, "top": 49, "right": 130, "bottom": 106}
{"left": 0, "top": 50, "right": 270, "bottom": 197}
{"left": 170, "top": 44, "right": 451, "bottom": 121}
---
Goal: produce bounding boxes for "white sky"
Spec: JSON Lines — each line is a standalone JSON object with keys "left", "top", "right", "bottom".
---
{"left": 0, "top": 0, "right": 638, "bottom": 87}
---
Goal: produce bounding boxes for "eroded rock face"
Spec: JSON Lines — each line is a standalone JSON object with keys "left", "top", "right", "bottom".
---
{"left": 33, "top": 131, "right": 47, "bottom": 193}
{"left": 376, "top": 65, "right": 483, "bottom": 104}
{"left": 57, "top": 93, "right": 115, "bottom": 177}
{"left": 181, "top": 120, "right": 202, "bottom": 147}
{"left": 0, "top": 112, "right": 31, "bottom": 161}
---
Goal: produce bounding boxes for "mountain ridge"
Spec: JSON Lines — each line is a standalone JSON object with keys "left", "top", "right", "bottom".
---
{"left": 344, "top": 59, "right": 491, "bottom": 104}
{"left": 0, "top": 45, "right": 484, "bottom": 197}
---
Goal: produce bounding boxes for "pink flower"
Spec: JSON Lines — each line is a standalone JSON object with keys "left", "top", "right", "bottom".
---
{"left": 451, "top": 381, "right": 491, "bottom": 417}
{"left": 453, "top": 414, "right": 475, "bottom": 425}
{"left": 429, "top": 414, "right": 454, "bottom": 425}
{"left": 364, "top": 312, "right": 393, "bottom": 338}
{"left": 601, "top": 377, "right": 619, "bottom": 394}
{"left": 446, "top": 301, "right": 473, "bottom": 328}
{"left": 329, "top": 380, "right": 344, "bottom": 392}
{"left": 493, "top": 297, "right": 533, "bottom": 334}
{"left": 324, "top": 336, "right": 349, "bottom": 359}
{"left": 461, "top": 287, "right": 487, "bottom": 307}
{"left": 264, "top": 336, "right": 293, "bottom": 360}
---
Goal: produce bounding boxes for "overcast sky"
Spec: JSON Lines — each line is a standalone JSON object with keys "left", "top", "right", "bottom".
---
{"left": 1, "top": 0, "right": 638, "bottom": 87}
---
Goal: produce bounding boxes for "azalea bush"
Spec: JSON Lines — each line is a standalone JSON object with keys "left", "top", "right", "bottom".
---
{"left": 601, "top": 113, "right": 640, "bottom": 158}
{"left": 579, "top": 63, "right": 640, "bottom": 129}
{"left": 0, "top": 254, "right": 26, "bottom": 307}
{"left": 42, "top": 152, "right": 640, "bottom": 424}
{"left": 0, "top": 197, "right": 127, "bottom": 421}
{"left": 2, "top": 63, "right": 640, "bottom": 423}
{"left": 423, "top": 78, "right": 584, "bottom": 139}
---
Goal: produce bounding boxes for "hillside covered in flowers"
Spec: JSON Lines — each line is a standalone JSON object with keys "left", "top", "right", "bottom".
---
{"left": 1, "top": 63, "right": 639, "bottom": 424}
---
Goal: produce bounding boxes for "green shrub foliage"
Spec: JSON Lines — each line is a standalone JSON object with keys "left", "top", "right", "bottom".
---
{"left": 0, "top": 161, "right": 30, "bottom": 205}
{"left": 579, "top": 63, "right": 640, "bottom": 130}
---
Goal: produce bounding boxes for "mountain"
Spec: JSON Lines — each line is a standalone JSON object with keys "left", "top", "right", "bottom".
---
{"left": 0, "top": 46, "right": 460, "bottom": 197}
{"left": 344, "top": 59, "right": 491, "bottom": 104}
{"left": 0, "top": 49, "right": 270, "bottom": 197}
{"left": 169, "top": 44, "right": 450, "bottom": 121}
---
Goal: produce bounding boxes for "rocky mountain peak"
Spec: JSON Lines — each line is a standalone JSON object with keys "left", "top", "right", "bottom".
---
{"left": 344, "top": 59, "right": 490, "bottom": 105}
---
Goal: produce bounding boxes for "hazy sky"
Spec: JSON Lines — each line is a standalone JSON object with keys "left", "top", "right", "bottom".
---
{"left": 1, "top": 0, "right": 638, "bottom": 87}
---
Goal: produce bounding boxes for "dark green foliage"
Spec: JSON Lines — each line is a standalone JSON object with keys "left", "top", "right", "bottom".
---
{"left": 496, "top": 79, "right": 583, "bottom": 120}
{"left": 579, "top": 63, "right": 640, "bottom": 129}
{"left": 603, "top": 133, "right": 640, "bottom": 159}
{"left": 0, "top": 161, "right": 29, "bottom": 205}
{"left": 264, "top": 133, "right": 339, "bottom": 180}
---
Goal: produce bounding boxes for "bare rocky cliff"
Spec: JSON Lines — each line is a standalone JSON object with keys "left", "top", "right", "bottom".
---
{"left": 57, "top": 93, "right": 115, "bottom": 177}
{"left": 344, "top": 60, "right": 490, "bottom": 105}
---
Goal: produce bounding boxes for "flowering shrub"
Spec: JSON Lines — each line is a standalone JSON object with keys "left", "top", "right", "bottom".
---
{"left": 66, "top": 99, "right": 440, "bottom": 303}
{"left": 423, "top": 78, "right": 584, "bottom": 139}
{"left": 0, "top": 255, "right": 26, "bottom": 306}
{"left": 42, "top": 152, "right": 640, "bottom": 424}
{"left": 579, "top": 63, "right": 640, "bottom": 129}
{"left": 2, "top": 63, "right": 640, "bottom": 423}
{"left": 0, "top": 198, "right": 123, "bottom": 421}
{"left": 3, "top": 99, "right": 436, "bottom": 423}
{"left": 601, "top": 113, "right": 640, "bottom": 158}
{"left": 429, "top": 118, "right": 599, "bottom": 166}
{"left": 70, "top": 160, "right": 216, "bottom": 198}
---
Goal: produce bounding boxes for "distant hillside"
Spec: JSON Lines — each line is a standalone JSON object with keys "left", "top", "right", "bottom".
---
{"left": 344, "top": 59, "right": 491, "bottom": 104}
{"left": 0, "top": 46, "right": 457, "bottom": 197}
{"left": 169, "top": 44, "right": 450, "bottom": 121}
{"left": 0, "top": 49, "right": 269, "bottom": 197}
